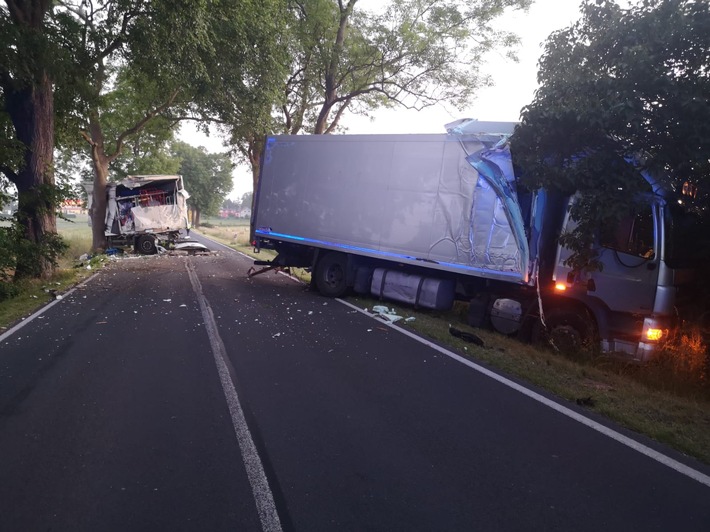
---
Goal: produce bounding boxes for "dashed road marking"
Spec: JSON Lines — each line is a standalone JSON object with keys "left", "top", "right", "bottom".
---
{"left": 185, "top": 258, "right": 282, "bottom": 532}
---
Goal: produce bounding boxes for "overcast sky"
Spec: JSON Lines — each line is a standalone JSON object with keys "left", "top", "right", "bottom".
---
{"left": 180, "top": 0, "right": 587, "bottom": 198}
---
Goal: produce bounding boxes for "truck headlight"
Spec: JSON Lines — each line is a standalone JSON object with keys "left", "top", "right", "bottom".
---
{"left": 642, "top": 317, "right": 667, "bottom": 342}
{"left": 645, "top": 328, "right": 664, "bottom": 341}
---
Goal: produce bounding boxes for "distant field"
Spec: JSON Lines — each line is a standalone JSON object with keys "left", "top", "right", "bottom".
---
{"left": 57, "top": 213, "right": 93, "bottom": 264}
{"left": 200, "top": 216, "right": 250, "bottom": 227}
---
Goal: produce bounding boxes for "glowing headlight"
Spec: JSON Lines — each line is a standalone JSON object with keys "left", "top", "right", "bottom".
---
{"left": 646, "top": 328, "right": 664, "bottom": 342}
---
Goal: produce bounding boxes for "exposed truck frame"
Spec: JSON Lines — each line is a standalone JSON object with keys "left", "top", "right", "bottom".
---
{"left": 251, "top": 121, "right": 696, "bottom": 360}
{"left": 86, "top": 175, "right": 190, "bottom": 254}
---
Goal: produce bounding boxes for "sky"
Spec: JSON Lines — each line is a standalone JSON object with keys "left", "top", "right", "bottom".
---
{"left": 179, "top": 0, "right": 587, "bottom": 199}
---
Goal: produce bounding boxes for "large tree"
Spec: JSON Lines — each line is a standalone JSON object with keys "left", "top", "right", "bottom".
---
{"left": 511, "top": 0, "right": 710, "bottom": 270}
{"left": 231, "top": 0, "right": 532, "bottom": 199}
{"left": 288, "top": 0, "right": 532, "bottom": 135}
{"left": 0, "top": 0, "right": 67, "bottom": 278}
{"left": 53, "top": 0, "right": 287, "bottom": 251}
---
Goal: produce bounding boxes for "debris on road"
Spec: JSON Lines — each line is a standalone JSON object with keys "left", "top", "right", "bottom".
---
{"left": 371, "top": 305, "right": 404, "bottom": 323}
{"left": 448, "top": 326, "right": 484, "bottom": 347}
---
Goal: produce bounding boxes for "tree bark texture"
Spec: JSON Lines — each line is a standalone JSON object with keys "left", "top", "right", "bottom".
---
{"left": 5, "top": 72, "right": 57, "bottom": 279}
{"left": 3, "top": 0, "right": 57, "bottom": 279}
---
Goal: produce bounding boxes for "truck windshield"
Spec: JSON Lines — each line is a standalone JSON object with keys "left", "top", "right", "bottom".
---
{"left": 664, "top": 202, "right": 709, "bottom": 268}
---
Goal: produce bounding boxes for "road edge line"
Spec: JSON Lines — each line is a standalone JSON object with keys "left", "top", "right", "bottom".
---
{"left": 0, "top": 273, "right": 100, "bottom": 344}
{"left": 337, "top": 298, "right": 710, "bottom": 489}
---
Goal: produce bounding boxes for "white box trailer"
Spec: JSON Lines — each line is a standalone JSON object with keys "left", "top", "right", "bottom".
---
{"left": 251, "top": 121, "right": 696, "bottom": 359}
{"left": 254, "top": 125, "right": 527, "bottom": 282}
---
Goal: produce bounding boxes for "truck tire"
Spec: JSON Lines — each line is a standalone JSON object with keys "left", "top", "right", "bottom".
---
{"left": 315, "top": 252, "right": 348, "bottom": 297}
{"left": 533, "top": 307, "right": 596, "bottom": 355}
{"left": 136, "top": 234, "right": 157, "bottom": 255}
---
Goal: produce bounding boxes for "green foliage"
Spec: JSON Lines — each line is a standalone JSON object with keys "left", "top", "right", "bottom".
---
{"left": 173, "top": 141, "right": 233, "bottom": 217}
{"left": 512, "top": 0, "right": 710, "bottom": 271}
{"left": 0, "top": 212, "right": 68, "bottom": 290}
{"left": 280, "top": 0, "right": 532, "bottom": 134}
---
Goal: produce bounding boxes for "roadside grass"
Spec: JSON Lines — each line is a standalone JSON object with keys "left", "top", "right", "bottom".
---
{"left": 196, "top": 218, "right": 710, "bottom": 465}
{"left": 199, "top": 216, "right": 252, "bottom": 227}
{"left": 57, "top": 214, "right": 93, "bottom": 267}
{"left": 0, "top": 213, "right": 98, "bottom": 332}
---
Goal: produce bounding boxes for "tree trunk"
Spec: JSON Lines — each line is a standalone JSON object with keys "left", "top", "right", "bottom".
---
{"left": 89, "top": 150, "right": 111, "bottom": 251}
{"left": 5, "top": 72, "right": 57, "bottom": 280}
{"left": 248, "top": 137, "right": 264, "bottom": 243}
{"left": 313, "top": 1, "right": 355, "bottom": 135}
{"left": 194, "top": 207, "right": 201, "bottom": 228}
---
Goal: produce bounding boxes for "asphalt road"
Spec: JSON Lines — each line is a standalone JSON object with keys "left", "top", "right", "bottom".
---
{"left": 0, "top": 234, "right": 708, "bottom": 531}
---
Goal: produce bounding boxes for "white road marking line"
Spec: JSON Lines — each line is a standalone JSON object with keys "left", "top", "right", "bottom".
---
{"left": 0, "top": 273, "right": 100, "bottom": 344}
{"left": 185, "top": 258, "right": 283, "bottom": 532}
{"left": 337, "top": 298, "right": 710, "bottom": 489}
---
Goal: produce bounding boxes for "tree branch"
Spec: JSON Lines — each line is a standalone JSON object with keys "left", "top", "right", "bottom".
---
{"left": 0, "top": 165, "right": 19, "bottom": 183}
{"left": 108, "top": 89, "right": 181, "bottom": 163}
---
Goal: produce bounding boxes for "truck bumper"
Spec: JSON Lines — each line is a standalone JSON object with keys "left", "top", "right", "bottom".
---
{"left": 601, "top": 316, "right": 668, "bottom": 361}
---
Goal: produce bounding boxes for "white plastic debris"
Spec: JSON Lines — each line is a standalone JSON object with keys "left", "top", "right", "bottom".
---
{"left": 371, "top": 305, "right": 404, "bottom": 323}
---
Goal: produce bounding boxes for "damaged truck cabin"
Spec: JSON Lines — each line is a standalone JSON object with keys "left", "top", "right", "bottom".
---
{"left": 103, "top": 175, "right": 189, "bottom": 254}
{"left": 251, "top": 120, "right": 697, "bottom": 359}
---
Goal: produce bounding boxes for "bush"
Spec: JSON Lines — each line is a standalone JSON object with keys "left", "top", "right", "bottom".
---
{"left": 0, "top": 217, "right": 68, "bottom": 290}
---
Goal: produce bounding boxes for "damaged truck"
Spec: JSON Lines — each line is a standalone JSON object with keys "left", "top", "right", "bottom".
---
{"left": 250, "top": 120, "right": 698, "bottom": 359}
{"left": 85, "top": 175, "right": 190, "bottom": 254}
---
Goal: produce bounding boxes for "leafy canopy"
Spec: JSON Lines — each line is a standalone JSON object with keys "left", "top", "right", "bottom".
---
{"left": 281, "top": 0, "right": 533, "bottom": 135}
{"left": 511, "top": 0, "right": 710, "bottom": 270}
{"left": 172, "top": 141, "right": 233, "bottom": 218}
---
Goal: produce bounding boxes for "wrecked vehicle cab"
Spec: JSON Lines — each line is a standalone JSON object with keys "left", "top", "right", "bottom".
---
{"left": 102, "top": 175, "right": 189, "bottom": 254}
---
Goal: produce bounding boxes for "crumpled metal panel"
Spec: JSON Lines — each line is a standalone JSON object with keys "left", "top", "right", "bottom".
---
{"left": 430, "top": 123, "right": 528, "bottom": 281}
{"left": 469, "top": 177, "right": 521, "bottom": 271}
{"left": 466, "top": 146, "right": 529, "bottom": 282}
{"left": 132, "top": 204, "right": 185, "bottom": 232}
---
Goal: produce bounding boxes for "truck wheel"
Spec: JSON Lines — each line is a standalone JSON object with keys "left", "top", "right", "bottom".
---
{"left": 533, "top": 308, "right": 595, "bottom": 355}
{"left": 136, "top": 234, "right": 157, "bottom": 255}
{"left": 315, "top": 252, "right": 348, "bottom": 297}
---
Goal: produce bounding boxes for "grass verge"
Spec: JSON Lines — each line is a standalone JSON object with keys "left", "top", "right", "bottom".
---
{"left": 0, "top": 214, "right": 102, "bottom": 333}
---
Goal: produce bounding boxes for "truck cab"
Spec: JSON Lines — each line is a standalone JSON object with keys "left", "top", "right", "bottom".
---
{"left": 548, "top": 190, "right": 697, "bottom": 359}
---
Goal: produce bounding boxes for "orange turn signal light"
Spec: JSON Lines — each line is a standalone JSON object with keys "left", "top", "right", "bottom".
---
{"left": 646, "top": 328, "right": 664, "bottom": 342}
